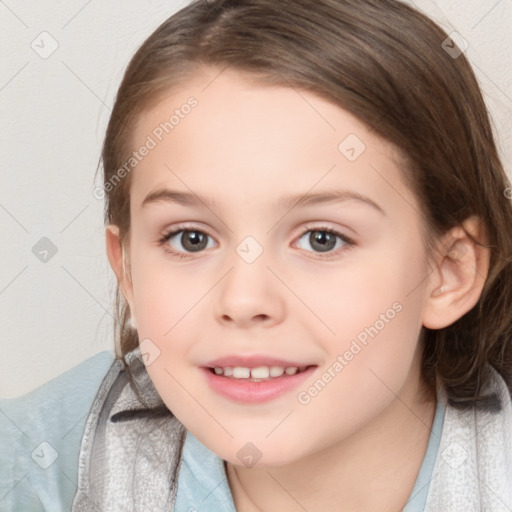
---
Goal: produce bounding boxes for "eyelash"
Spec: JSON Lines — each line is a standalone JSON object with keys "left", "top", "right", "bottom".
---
{"left": 156, "top": 223, "right": 356, "bottom": 260}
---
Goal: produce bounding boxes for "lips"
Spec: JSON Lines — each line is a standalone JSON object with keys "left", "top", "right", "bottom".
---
{"left": 200, "top": 354, "right": 318, "bottom": 403}
{"left": 201, "top": 364, "right": 318, "bottom": 403}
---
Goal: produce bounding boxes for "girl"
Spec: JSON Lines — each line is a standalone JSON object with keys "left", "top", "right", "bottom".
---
{"left": 2, "top": 0, "right": 512, "bottom": 510}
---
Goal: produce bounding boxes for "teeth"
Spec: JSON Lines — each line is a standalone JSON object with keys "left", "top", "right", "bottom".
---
{"left": 232, "top": 367, "right": 251, "bottom": 378}
{"left": 251, "top": 366, "right": 270, "bottom": 379}
{"left": 211, "top": 365, "right": 306, "bottom": 379}
{"left": 270, "top": 366, "right": 285, "bottom": 377}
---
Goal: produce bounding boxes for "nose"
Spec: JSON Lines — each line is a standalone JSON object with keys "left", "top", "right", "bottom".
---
{"left": 213, "top": 248, "right": 285, "bottom": 329}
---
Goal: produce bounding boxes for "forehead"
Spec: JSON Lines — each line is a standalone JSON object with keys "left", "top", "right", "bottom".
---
{"left": 128, "top": 68, "right": 418, "bottom": 217}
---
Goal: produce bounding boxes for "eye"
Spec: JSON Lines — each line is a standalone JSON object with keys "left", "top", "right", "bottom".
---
{"left": 158, "top": 226, "right": 215, "bottom": 257}
{"left": 294, "top": 226, "right": 355, "bottom": 256}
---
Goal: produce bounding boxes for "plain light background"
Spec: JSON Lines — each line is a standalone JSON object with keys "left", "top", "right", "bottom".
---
{"left": 1, "top": 0, "right": 511, "bottom": 398}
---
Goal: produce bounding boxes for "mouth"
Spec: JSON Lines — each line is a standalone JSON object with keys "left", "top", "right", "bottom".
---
{"left": 201, "top": 363, "right": 318, "bottom": 403}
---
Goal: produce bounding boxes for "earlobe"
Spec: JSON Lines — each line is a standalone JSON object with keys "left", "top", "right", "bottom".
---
{"left": 422, "top": 216, "right": 490, "bottom": 330}
{"left": 105, "top": 225, "right": 136, "bottom": 313}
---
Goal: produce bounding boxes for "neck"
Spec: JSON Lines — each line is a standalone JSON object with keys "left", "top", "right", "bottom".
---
{"left": 226, "top": 371, "right": 436, "bottom": 512}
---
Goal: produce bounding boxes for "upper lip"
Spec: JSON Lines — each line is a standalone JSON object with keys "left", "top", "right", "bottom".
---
{"left": 202, "top": 355, "right": 316, "bottom": 369}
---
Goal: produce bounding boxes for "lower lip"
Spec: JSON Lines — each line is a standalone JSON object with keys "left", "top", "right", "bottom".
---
{"left": 200, "top": 366, "right": 317, "bottom": 404}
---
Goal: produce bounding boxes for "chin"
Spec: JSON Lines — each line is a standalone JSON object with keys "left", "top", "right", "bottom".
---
{"left": 214, "top": 439, "right": 304, "bottom": 469}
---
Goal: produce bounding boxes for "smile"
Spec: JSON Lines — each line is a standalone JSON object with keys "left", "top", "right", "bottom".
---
{"left": 201, "top": 365, "right": 318, "bottom": 403}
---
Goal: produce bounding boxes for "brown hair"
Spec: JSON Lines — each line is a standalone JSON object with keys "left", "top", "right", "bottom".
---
{"left": 99, "top": 0, "right": 512, "bottom": 414}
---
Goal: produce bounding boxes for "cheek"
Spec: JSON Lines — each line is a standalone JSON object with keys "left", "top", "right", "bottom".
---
{"left": 128, "top": 254, "right": 206, "bottom": 399}
{"left": 282, "top": 301, "right": 424, "bottom": 463}
{"left": 299, "top": 241, "right": 427, "bottom": 404}
{"left": 130, "top": 253, "right": 199, "bottom": 338}
{"left": 301, "top": 247, "right": 425, "bottom": 343}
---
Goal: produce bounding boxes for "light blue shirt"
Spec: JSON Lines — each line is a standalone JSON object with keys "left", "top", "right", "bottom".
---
{"left": 0, "top": 350, "right": 445, "bottom": 511}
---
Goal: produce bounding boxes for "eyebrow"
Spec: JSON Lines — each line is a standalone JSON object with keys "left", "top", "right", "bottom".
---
{"left": 141, "top": 188, "right": 386, "bottom": 215}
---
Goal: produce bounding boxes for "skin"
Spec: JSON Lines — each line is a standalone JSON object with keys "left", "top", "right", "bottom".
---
{"left": 106, "top": 67, "right": 490, "bottom": 511}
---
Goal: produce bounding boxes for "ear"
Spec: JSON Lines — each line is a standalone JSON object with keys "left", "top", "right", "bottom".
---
{"left": 421, "top": 215, "right": 490, "bottom": 330}
{"left": 105, "top": 225, "right": 136, "bottom": 322}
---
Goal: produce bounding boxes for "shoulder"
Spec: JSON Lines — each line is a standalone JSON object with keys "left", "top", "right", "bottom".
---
{"left": 1, "top": 350, "right": 116, "bottom": 430}
{"left": 425, "top": 366, "right": 512, "bottom": 510}
{"left": 0, "top": 350, "right": 116, "bottom": 511}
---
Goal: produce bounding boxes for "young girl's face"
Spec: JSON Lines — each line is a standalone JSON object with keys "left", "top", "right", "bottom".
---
{"left": 118, "top": 67, "right": 437, "bottom": 466}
